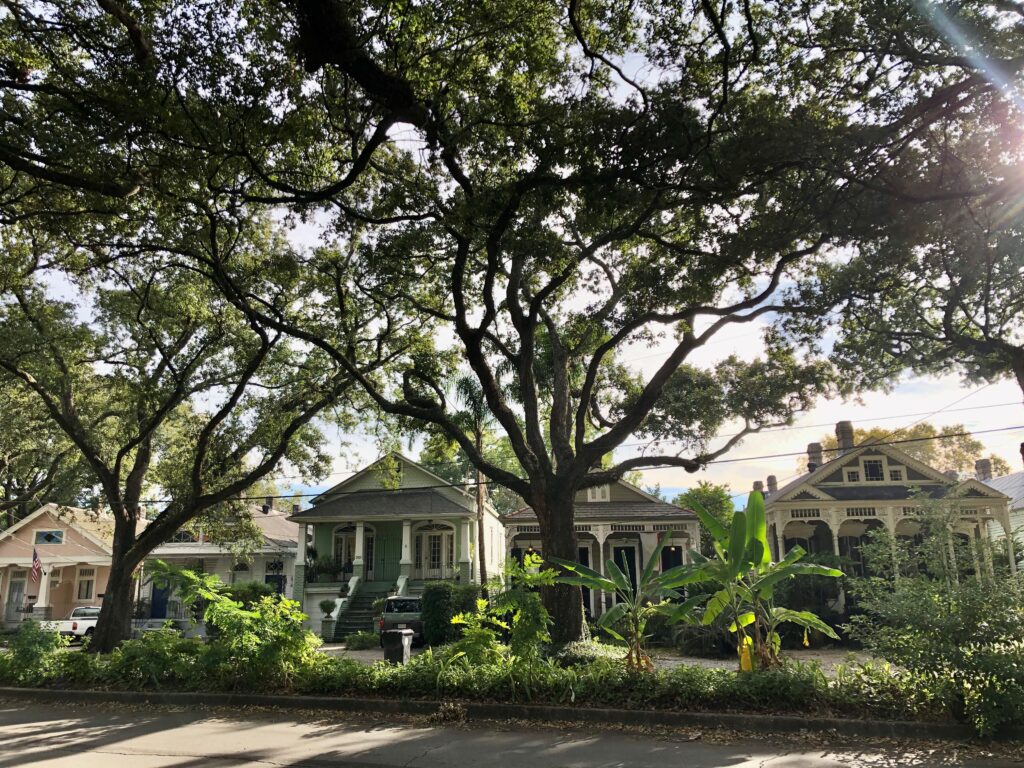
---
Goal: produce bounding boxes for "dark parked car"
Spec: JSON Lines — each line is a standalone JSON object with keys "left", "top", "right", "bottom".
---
{"left": 378, "top": 596, "right": 423, "bottom": 646}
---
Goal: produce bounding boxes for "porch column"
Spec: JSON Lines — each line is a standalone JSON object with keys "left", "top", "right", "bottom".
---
{"left": 399, "top": 521, "right": 413, "bottom": 580}
{"left": 774, "top": 521, "right": 785, "bottom": 562}
{"left": 594, "top": 526, "right": 609, "bottom": 617}
{"left": 1006, "top": 519, "right": 1018, "bottom": 576}
{"left": 981, "top": 524, "right": 996, "bottom": 580}
{"left": 32, "top": 563, "right": 51, "bottom": 620}
{"left": 353, "top": 521, "right": 365, "bottom": 580}
{"left": 294, "top": 524, "right": 307, "bottom": 609}
{"left": 458, "top": 518, "right": 472, "bottom": 582}
{"left": 639, "top": 532, "right": 659, "bottom": 572}
{"left": 968, "top": 526, "right": 982, "bottom": 581}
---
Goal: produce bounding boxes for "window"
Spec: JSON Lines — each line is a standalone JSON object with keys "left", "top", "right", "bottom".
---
{"left": 170, "top": 529, "right": 198, "bottom": 543}
{"left": 34, "top": 530, "right": 64, "bottom": 545}
{"left": 791, "top": 509, "right": 820, "bottom": 519}
{"left": 586, "top": 485, "right": 610, "bottom": 502}
{"left": 846, "top": 470, "right": 860, "bottom": 483}
{"left": 864, "top": 460, "right": 884, "bottom": 481}
{"left": 385, "top": 598, "right": 421, "bottom": 613}
{"left": 76, "top": 568, "right": 95, "bottom": 601}
{"left": 846, "top": 507, "right": 877, "bottom": 517}
{"left": 48, "top": 569, "right": 61, "bottom": 589}
{"left": 890, "top": 469, "right": 903, "bottom": 482}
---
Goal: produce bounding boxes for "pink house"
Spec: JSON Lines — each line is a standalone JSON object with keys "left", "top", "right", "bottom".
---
{"left": 0, "top": 504, "right": 113, "bottom": 628}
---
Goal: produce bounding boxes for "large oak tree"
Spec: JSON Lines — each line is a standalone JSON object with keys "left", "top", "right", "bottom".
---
{"left": 6, "top": 0, "right": 1024, "bottom": 641}
{"left": 207, "top": 0, "right": 1024, "bottom": 640}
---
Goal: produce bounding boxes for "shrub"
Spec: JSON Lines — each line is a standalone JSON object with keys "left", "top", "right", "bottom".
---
{"left": 223, "top": 580, "right": 276, "bottom": 607}
{"left": 105, "top": 630, "right": 207, "bottom": 690}
{"left": 344, "top": 631, "right": 379, "bottom": 650}
{"left": 421, "top": 582, "right": 479, "bottom": 645}
{"left": 846, "top": 558, "right": 1024, "bottom": 734}
{"left": 550, "top": 640, "right": 624, "bottom": 667}
{"left": 0, "top": 621, "right": 68, "bottom": 684}
{"left": 319, "top": 599, "right": 337, "bottom": 616}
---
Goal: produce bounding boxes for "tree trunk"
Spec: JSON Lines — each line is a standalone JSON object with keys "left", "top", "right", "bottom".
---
{"left": 474, "top": 432, "right": 488, "bottom": 598}
{"left": 537, "top": 491, "right": 584, "bottom": 644}
{"left": 88, "top": 516, "right": 138, "bottom": 653}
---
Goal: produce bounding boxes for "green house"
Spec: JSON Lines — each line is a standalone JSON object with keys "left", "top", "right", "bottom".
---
{"left": 290, "top": 453, "right": 504, "bottom": 634}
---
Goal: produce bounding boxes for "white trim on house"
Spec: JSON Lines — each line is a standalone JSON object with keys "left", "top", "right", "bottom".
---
{"left": 74, "top": 566, "right": 97, "bottom": 603}
{"left": 32, "top": 528, "right": 67, "bottom": 546}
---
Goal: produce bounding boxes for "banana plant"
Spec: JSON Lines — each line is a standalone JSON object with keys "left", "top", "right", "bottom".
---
{"left": 687, "top": 491, "right": 843, "bottom": 670}
{"left": 553, "top": 532, "right": 707, "bottom": 672}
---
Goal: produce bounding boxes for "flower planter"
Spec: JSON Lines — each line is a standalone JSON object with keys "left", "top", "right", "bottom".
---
{"left": 320, "top": 618, "right": 335, "bottom": 641}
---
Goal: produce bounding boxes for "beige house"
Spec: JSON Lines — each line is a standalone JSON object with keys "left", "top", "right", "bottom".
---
{"left": 760, "top": 421, "right": 1014, "bottom": 579}
{"left": 0, "top": 504, "right": 112, "bottom": 629}
{"left": 504, "top": 479, "right": 699, "bottom": 618}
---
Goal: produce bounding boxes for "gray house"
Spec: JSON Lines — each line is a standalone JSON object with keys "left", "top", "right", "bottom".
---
{"left": 504, "top": 479, "right": 699, "bottom": 618}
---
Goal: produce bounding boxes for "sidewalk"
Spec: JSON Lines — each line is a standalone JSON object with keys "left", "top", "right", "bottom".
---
{"left": 0, "top": 698, "right": 1016, "bottom": 767}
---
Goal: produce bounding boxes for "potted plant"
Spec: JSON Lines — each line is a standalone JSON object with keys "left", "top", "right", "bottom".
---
{"left": 315, "top": 555, "right": 336, "bottom": 582}
{"left": 319, "top": 598, "right": 337, "bottom": 641}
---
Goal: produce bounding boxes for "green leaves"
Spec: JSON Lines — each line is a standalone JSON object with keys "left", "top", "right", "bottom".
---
{"left": 554, "top": 529, "right": 706, "bottom": 671}
{"left": 688, "top": 491, "right": 844, "bottom": 668}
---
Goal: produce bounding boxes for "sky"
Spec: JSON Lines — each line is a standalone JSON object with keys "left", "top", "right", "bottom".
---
{"left": 279, "top": 335, "right": 1024, "bottom": 512}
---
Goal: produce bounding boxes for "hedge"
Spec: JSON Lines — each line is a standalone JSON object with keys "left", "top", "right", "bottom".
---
{"left": 420, "top": 582, "right": 479, "bottom": 645}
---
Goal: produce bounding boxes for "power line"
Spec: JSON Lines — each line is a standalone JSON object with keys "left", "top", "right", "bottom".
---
{"left": 134, "top": 423, "right": 1024, "bottom": 506}
{"left": 721, "top": 384, "right": 1004, "bottom": 500}
{"left": 617, "top": 398, "right": 1021, "bottom": 449}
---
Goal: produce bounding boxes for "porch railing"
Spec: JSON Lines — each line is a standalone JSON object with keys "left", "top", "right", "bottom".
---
{"left": 305, "top": 558, "right": 354, "bottom": 584}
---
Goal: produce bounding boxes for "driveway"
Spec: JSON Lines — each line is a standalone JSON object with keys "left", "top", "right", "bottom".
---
{"left": 0, "top": 699, "right": 1016, "bottom": 767}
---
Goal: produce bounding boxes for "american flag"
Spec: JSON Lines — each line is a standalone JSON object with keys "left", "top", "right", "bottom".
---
{"left": 30, "top": 548, "right": 42, "bottom": 583}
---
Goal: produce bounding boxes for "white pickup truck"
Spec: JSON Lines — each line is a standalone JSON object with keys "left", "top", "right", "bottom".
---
{"left": 41, "top": 606, "right": 101, "bottom": 640}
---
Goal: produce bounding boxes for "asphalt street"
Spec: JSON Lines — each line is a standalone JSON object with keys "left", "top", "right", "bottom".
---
{"left": 0, "top": 699, "right": 1017, "bottom": 767}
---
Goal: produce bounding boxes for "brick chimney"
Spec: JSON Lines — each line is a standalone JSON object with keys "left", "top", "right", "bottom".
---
{"left": 261, "top": 496, "right": 273, "bottom": 515}
{"left": 753, "top": 480, "right": 764, "bottom": 494}
{"left": 767, "top": 475, "right": 778, "bottom": 495}
{"left": 1020, "top": 441, "right": 1024, "bottom": 468}
{"left": 836, "top": 421, "right": 855, "bottom": 455}
{"left": 944, "top": 469, "right": 959, "bottom": 480}
{"left": 292, "top": 503, "right": 300, "bottom": 515}
{"left": 975, "top": 458, "right": 993, "bottom": 482}
{"left": 807, "top": 442, "right": 823, "bottom": 472}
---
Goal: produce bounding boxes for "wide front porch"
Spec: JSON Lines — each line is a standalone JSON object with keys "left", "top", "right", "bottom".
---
{"left": 770, "top": 504, "right": 1016, "bottom": 579}
{"left": 506, "top": 523, "right": 693, "bottom": 619}
{"left": 295, "top": 516, "right": 476, "bottom": 622}
{"left": 0, "top": 560, "right": 109, "bottom": 629}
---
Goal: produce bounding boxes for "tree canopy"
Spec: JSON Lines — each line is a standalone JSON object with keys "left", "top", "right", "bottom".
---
{"left": 4, "top": 0, "right": 1024, "bottom": 641}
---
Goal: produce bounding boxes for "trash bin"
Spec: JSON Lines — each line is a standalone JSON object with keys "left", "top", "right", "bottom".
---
{"left": 382, "top": 628, "right": 413, "bottom": 664}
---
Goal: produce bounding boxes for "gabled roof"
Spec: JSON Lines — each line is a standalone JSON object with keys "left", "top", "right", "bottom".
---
{"left": 295, "top": 452, "right": 490, "bottom": 521}
{"left": 312, "top": 452, "right": 475, "bottom": 505}
{"left": 770, "top": 438, "right": 962, "bottom": 505}
{"left": 768, "top": 439, "right": 1009, "bottom": 505}
{"left": 0, "top": 503, "right": 115, "bottom": 553}
{"left": 986, "top": 471, "right": 1024, "bottom": 511}
{"left": 505, "top": 478, "right": 696, "bottom": 522}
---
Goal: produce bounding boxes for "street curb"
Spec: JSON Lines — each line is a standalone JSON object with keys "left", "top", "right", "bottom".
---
{"left": 0, "top": 686, "right": 991, "bottom": 740}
